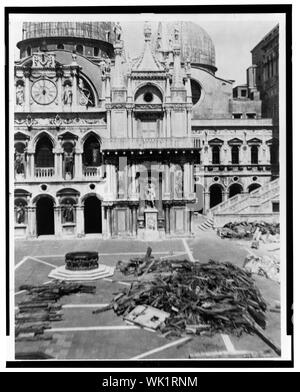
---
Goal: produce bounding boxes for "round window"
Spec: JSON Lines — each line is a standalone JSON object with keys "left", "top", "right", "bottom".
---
{"left": 213, "top": 176, "right": 219, "bottom": 182}
{"left": 41, "top": 184, "right": 47, "bottom": 191}
{"left": 89, "top": 183, "right": 96, "bottom": 190}
{"left": 143, "top": 92, "right": 153, "bottom": 103}
{"left": 233, "top": 176, "right": 239, "bottom": 182}
{"left": 191, "top": 79, "right": 202, "bottom": 105}
{"left": 253, "top": 176, "right": 258, "bottom": 181}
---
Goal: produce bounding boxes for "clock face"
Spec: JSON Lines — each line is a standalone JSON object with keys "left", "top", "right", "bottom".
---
{"left": 31, "top": 79, "right": 57, "bottom": 105}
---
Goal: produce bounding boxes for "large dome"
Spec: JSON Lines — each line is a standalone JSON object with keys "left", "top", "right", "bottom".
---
{"left": 21, "top": 22, "right": 115, "bottom": 42}
{"left": 154, "top": 21, "right": 216, "bottom": 72}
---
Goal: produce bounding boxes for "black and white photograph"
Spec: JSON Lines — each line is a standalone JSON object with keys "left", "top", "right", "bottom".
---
{"left": 2, "top": 3, "right": 295, "bottom": 371}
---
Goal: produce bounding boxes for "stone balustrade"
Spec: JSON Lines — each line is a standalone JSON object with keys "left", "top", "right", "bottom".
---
{"left": 102, "top": 137, "right": 195, "bottom": 150}
{"left": 35, "top": 167, "right": 55, "bottom": 178}
{"left": 83, "top": 166, "right": 102, "bottom": 178}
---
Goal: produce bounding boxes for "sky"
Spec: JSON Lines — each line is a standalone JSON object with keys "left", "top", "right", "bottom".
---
{"left": 11, "top": 15, "right": 280, "bottom": 86}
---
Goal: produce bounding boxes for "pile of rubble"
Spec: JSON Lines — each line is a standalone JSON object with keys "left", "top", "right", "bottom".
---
{"left": 112, "top": 256, "right": 267, "bottom": 335}
{"left": 217, "top": 221, "right": 280, "bottom": 241}
{"left": 243, "top": 255, "right": 280, "bottom": 282}
{"left": 16, "top": 282, "right": 96, "bottom": 341}
{"left": 103, "top": 247, "right": 280, "bottom": 355}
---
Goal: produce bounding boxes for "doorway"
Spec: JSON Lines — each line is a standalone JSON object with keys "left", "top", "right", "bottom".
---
{"left": 84, "top": 196, "right": 102, "bottom": 234}
{"left": 209, "top": 184, "right": 223, "bottom": 208}
{"left": 36, "top": 197, "right": 54, "bottom": 235}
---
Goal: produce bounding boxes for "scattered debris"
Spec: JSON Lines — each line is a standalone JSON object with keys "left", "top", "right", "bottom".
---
{"left": 243, "top": 255, "right": 280, "bottom": 282}
{"left": 125, "top": 305, "right": 170, "bottom": 330}
{"left": 110, "top": 259, "right": 268, "bottom": 339}
{"left": 217, "top": 221, "right": 280, "bottom": 240}
{"left": 16, "top": 281, "right": 96, "bottom": 341}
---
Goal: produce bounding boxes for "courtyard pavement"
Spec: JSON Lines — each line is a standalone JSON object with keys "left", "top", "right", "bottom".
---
{"left": 13, "top": 231, "right": 281, "bottom": 361}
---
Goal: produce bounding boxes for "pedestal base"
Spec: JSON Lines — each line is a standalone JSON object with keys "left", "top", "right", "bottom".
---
{"left": 48, "top": 264, "right": 115, "bottom": 281}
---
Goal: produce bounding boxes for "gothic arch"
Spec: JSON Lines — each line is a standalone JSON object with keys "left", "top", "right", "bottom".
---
{"left": 30, "top": 130, "right": 57, "bottom": 151}
{"left": 80, "top": 130, "right": 102, "bottom": 148}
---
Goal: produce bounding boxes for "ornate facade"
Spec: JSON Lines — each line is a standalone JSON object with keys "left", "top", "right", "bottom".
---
{"left": 14, "top": 21, "right": 274, "bottom": 239}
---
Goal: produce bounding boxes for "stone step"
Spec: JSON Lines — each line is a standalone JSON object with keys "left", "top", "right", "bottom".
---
{"left": 48, "top": 265, "right": 115, "bottom": 281}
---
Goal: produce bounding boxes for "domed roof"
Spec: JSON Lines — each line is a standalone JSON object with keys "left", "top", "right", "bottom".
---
{"left": 21, "top": 22, "right": 115, "bottom": 43}
{"left": 154, "top": 21, "right": 216, "bottom": 71}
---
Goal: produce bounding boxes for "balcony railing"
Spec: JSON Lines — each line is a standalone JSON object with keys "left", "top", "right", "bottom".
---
{"left": 83, "top": 166, "right": 102, "bottom": 178}
{"left": 102, "top": 137, "right": 195, "bottom": 150}
{"left": 35, "top": 167, "right": 55, "bottom": 178}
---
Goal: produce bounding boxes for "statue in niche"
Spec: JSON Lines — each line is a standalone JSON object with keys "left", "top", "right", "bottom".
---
{"left": 63, "top": 83, "right": 73, "bottom": 105}
{"left": 145, "top": 182, "right": 156, "bottom": 208}
{"left": 62, "top": 200, "right": 74, "bottom": 223}
{"left": 64, "top": 148, "right": 74, "bottom": 177}
{"left": 175, "top": 170, "right": 183, "bottom": 198}
{"left": 14, "top": 152, "right": 24, "bottom": 175}
{"left": 16, "top": 203, "right": 25, "bottom": 224}
{"left": 78, "top": 79, "right": 93, "bottom": 107}
{"left": 16, "top": 84, "right": 24, "bottom": 106}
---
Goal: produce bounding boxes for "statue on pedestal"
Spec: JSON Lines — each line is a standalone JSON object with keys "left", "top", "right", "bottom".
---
{"left": 145, "top": 182, "right": 156, "bottom": 208}
{"left": 175, "top": 170, "right": 183, "bottom": 198}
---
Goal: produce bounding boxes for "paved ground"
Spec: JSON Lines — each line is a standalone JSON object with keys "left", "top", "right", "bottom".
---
{"left": 14, "top": 231, "right": 281, "bottom": 360}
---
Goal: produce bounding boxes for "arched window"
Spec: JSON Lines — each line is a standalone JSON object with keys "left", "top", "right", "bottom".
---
{"left": 57, "top": 43, "right": 64, "bottom": 50}
{"left": 251, "top": 145, "right": 259, "bottom": 164}
{"left": 231, "top": 146, "right": 239, "bottom": 164}
{"left": 83, "top": 135, "right": 101, "bottom": 166}
{"left": 93, "top": 47, "right": 99, "bottom": 56}
{"left": 26, "top": 46, "right": 31, "bottom": 56}
{"left": 248, "top": 183, "right": 261, "bottom": 193}
{"left": 35, "top": 136, "right": 54, "bottom": 167}
{"left": 76, "top": 44, "right": 84, "bottom": 55}
{"left": 212, "top": 146, "right": 220, "bottom": 164}
{"left": 229, "top": 183, "right": 243, "bottom": 198}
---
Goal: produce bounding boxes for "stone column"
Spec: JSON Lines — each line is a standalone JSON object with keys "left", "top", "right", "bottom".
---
{"left": 127, "top": 110, "right": 133, "bottom": 138}
{"left": 258, "top": 143, "right": 263, "bottom": 164}
{"left": 101, "top": 205, "right": 107, "bottom": 236}
{"left": 183, "top": 162, "right": 190, "bottom": 198}
{"left": 223, "top": 191, "right": 229, "bottom": 201}
{"left": 27, "top": 206, "right": 36, "bottom": 237}
{"left": 27, "top": 151, "right": 35, "bottom": 179}
{"left": 131, "top": 162, "right": 137, "bottom": 198}
{"left": 164, "top": 162, "right": 171, "bottom": 198}
{"left": 112, "top": 164, "right": 117, "bottom": 199}
{"left": 187, "top": 109, "right": 192, "bottom": 136}
{"left": 107, "top": 206, "right": 112, "bottom": 237}
{"left": 165, "top": 205, "right": 170, "bottom": 234}
{"left": 54, "top": 148, "right": 63, "bottom": 179}
{"left": 76, "top": 206, "right": 84, "bottom": 237}
{"left": 132, "top": 206, "right": 137, "bottom": 236}
{"left": 107, "top": 110, "right": 111, "bottom": 138}
{"left": 166, "top": 109, "right": 171, "bottom": 138}
{"left": 204, "top": 191, "right": 210, "bottom": 213}
{"left": 54, "top": 206, "right": 62, "bottom": 236}
{"left": 74, "top": 148, "right": 83, "bottom": 180}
